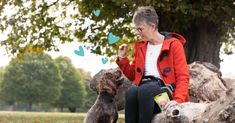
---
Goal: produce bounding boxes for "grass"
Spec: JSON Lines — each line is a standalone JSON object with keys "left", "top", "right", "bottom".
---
{"left": 0, "top": 111, "right": 125, "bottom": 123}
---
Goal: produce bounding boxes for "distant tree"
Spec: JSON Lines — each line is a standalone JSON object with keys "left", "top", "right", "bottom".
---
{"left": 0, "top": 66, "right": 15, "bottom": 107}
{"left": 0, "top": 0, "right": 234, "bottom": 67}
{"left": 0, "top": 67, "right": 4, "bottom": 83}
{"left": 0, "top": 52, "right": 62, "bottom": 111}
{"left": 54, "top": 56, "right": 86, "bottom": 112}
{"left": 76, "top": 68, "right": 95, "bottom": 112}
{"left": 0, "top": 67, "right": 4, "bottom": 102}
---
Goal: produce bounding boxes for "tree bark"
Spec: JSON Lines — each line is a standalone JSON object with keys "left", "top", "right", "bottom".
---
{"left": 27, "top": 103, "right": 32, "bottom": 111}
{"left": 184, "top": 19, "right": 222, "bottom": 68}
{"left": 68, "top": 107, "right": 76, "bottom": 112}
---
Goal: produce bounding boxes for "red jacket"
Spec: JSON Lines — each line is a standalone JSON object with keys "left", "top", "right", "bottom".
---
{"left": 116, "top": 32, "right": 190, "bottom": 103}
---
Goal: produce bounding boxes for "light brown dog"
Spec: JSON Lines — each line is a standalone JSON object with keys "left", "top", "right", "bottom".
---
{"left": 83, "top": 69, "right": 123, "bottom": 123}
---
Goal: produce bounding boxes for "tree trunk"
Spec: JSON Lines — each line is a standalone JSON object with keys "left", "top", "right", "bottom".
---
{"left": 184, "top": 19, "right": 222, "bottom": 68}
{"left": 68, "top": 107, "right": 76, "bottom": 112}
{"left": 27, "top": 103, "right": 32, "bottom": 111}
{"left": 159, "top": 14, "right": 223, "bottom": 68}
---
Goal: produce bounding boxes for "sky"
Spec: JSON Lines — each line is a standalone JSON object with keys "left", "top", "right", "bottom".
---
{"left": 0, "top": 42, "right": 235, "bottom": 78}
{"left": 0, "top": 42, "right": 118, "bottom": 77}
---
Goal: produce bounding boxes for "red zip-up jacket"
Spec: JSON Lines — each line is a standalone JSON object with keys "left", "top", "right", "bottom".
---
{"left": 116, "top": 32, "right": 190, "bottom": 103}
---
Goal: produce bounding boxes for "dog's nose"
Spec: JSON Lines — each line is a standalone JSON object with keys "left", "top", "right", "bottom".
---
{"left": 115, "top": 70, "right": 124, "bottom": 86}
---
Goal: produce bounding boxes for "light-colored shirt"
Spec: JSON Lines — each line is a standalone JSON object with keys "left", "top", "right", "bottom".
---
{"left": 144, "top": 42, "right": 162, "bottom": 78}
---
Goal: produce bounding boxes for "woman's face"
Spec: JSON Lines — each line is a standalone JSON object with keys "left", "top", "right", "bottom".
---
{"left": 134, "top": 22, "right": 154, "bottom": 41}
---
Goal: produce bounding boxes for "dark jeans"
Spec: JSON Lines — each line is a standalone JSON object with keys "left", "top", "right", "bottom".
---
{"left": 125, "top": 80, "right": 171, "bottom": 123}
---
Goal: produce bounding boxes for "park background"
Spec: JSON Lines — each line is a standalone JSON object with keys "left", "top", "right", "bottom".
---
{"left": 0, "top": 0, "right": 234, "bottom": 122}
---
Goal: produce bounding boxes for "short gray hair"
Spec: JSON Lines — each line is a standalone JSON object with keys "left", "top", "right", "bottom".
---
{"left": 133, "top": 6, "right": 159, "bottom": 30}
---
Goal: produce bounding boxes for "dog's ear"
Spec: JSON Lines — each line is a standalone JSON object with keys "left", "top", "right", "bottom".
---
{"left": 97, "top": 78, "right": 109, "bottom": 91}
{"left": 96, "top": 77, "right": 105, "bottom": 93}
{"left": 96, "top": 81, "right": 100, "bottom": 93}
{"left": 98, "top": 77, "right": 117, "bottom": 96}
{"left": 106, "top": 79, "right": 118, "bottom": 96}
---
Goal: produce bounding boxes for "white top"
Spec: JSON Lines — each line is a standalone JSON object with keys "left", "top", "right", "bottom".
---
{"left": 144, "top": 42, "right": 162, "bottom": 78}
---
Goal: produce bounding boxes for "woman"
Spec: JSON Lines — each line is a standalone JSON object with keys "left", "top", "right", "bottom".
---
{"left": 116, "top": 6, "right": 190, "bottom": 123}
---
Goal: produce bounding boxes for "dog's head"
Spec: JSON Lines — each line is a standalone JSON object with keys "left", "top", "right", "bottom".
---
{"left": 96, "top": 69, "right": 124, "bottom": 96}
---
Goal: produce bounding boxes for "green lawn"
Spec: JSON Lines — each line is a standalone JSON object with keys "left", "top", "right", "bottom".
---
{"left": 0, "top": 111, "right": 125, "bottom": 123}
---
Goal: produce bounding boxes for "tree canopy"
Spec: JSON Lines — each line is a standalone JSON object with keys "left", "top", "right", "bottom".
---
{"left": 0, "top": 0, "right": 234, "bottom": 66}
{"left": 0, "top": 67, "right": 4, "bottom": 83}
{"left": 0, "top": 52, "right": 62, "bottom": 111}
{"left": 54, "top": 56, "right": 86, "bottom": 112}
{"left": 0, "top": 54, "right": 93, "bottom": 112}
{"left": 77, "top": 68, "right": 96, "bottom": 112}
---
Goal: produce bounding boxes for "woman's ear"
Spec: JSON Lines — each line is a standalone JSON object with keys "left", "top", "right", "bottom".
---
{"left": 149, "top": 23, "right": 156, "bottom": 31}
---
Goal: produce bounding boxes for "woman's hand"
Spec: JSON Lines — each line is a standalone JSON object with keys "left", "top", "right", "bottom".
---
{"left": 118, "top": 44, "right": 128, "bottom": 60}
{"left": 163, "top": 100, "right": 180, "bottom": 112}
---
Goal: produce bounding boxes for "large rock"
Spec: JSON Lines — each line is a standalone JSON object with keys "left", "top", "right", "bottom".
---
{"left": 152, "top": 102, "right": 208, "bottom": 123}
{"left": 188, "top": 61, "right": 227, "bottom": 102}
{"left": 151, "top": 61, "right": 234, "bottom": 123}
{"left": 222, "top": 77, "right": 235, "bottom": 89}
{"left": 90, "top": 62, "right": 235, "bottom": 122}
{"left": 152, "top": 86, "right": 235, "bottom": 123}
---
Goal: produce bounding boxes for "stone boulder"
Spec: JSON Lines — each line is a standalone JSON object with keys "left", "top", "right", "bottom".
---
{"left": 188, "top": 61, "right": 227, "bottom": 102}
{"left": 90, "top": 62, "right": 235, "bottom": 123}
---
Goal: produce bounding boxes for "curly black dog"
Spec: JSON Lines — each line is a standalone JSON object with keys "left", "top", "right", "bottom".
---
{"left": 83, "top": 69, "right": 123, "bottom": 123}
